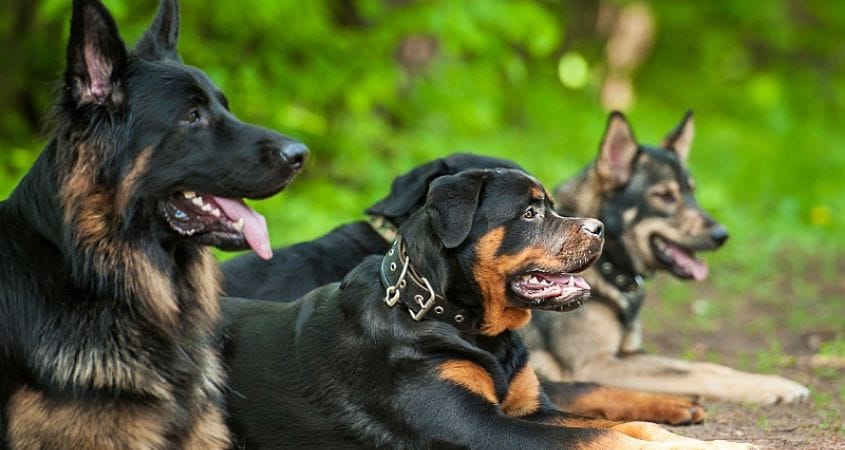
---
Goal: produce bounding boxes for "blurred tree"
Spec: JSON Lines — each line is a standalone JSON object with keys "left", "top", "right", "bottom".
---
{"left": 0, "top": 0, "right": 842, "bottom": 247}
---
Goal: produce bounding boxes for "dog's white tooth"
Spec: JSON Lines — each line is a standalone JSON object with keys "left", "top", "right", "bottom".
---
{"left": 522, "top": 274, "right": 532, "bottom": 282}
{"left": 201, "top": 203, "right": 212, "bottom": 212}
{"left": 183, "top": 191, "right": 196, "bottom": 199}
{"left": 191, "top": 197, "right": 204, "bottom": 207}
{"left": 211, "top": 208, "right": 221, "bottom": 217}
{"left": 568, "top": 276, "right": 575, "bottom": 287}
{"left": 233, "top": 218, "right": 245, "bottom": 232}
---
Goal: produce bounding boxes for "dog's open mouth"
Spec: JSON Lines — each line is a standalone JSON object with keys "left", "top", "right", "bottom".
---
{"left": 651, "top": 235, "right": 708, "bottom": 280}
{"left": 160, "top": 191, "right": 272, "bottom": 260}
{"left": 509, "top": 271, "right": 591, "bottom": 312}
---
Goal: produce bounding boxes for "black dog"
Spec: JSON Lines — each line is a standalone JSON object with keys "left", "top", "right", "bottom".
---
{"left": 222, "top": 153, "right": 522, "bottom": 301}
{"left": 0, "top": 0, "right": 306, "bottom": 447}
{"left": 221, "top": 169, "right": 751, "bottom": 449}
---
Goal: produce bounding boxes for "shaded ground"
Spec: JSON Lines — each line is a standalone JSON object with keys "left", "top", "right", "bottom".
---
{"left": 643, "top": 248, "right": 845, "bottom": 449}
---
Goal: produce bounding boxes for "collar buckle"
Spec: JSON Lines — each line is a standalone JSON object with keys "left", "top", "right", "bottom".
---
{"left": 384, "top": 248, "right": 410, "bottom": 308}
{"left": 408, "top": 276, "right": 436, "bottom": 321}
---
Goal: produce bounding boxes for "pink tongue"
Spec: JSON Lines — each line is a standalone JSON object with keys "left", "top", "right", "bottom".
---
{"left": 211, "top": 197, "right": 272, "bottom": 260}
{"left": 668, "top": 246, "right": 708, "bottom": 280}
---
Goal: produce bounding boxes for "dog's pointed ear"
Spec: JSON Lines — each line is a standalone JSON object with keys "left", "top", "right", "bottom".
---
{"left": 65, "top": 0, "right": 128, "bottom": 108}
{"left": 135, "top": 0, "right": 181, "bottom": 62}
{"left": 425, "top": 172, "right": 484, "bottom": 249}
{"left": 662, "top": 110, "right": 694, "bottom": 163}
{"left": 595, "top": 111, "right": 638, "bottom": 191}
{"left": 365, "top": 159, "right": 451, "bottom": 226}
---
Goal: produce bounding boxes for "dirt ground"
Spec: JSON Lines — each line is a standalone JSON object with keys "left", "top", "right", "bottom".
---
{"left": 643, "top": 256, "right": 845, "bottom": 449}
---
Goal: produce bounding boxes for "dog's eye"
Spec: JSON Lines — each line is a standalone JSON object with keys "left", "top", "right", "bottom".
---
{"left": 184, "top": 109, "right": 202, "bottom": 124}
{"left": 657, "top": 191, "right": 677, "bottom": 203}
{"left": 523, "top": 207, "right": 536, "bottom": 219}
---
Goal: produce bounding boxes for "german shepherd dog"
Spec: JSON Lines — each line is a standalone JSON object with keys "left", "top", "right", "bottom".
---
{"left": 221, "top": 168, "right": 750, "bottom": 449}
{"left": 520, "top": 111, "right": 809, "bottom": 404}
{"left": 0, "top": 0, "right": 307, "bottom": 448}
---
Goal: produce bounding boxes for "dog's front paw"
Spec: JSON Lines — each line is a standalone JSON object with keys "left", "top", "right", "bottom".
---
{"left": 651, "top": 441, "right": 757, "bottom": 450}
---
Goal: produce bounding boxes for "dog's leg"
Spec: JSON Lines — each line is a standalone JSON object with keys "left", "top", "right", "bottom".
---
{"left": 540, "top": 303, "right": 808, "bottom": 404}
{"left": 583, "top": 353, "right": 809, "bottom": 405}
{"left": 523, "top": 411, "right": 754, "bottom": 449}
{"left": 541, "top": 381, "right": 705, "bottom": 425}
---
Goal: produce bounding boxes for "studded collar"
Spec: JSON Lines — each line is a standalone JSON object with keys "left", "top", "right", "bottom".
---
{"left": 594, "top": 253, "right": 645, "bottom": 327}
{"left": 379, "top": 236, "right": 481, "bottom": 333}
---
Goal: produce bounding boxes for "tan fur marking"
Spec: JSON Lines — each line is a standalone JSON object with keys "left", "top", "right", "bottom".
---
{"left": 474, "top": 224, "right": 596, "bottom": 336}
{"left": 529, "top": 186, "right": 545, "bottom": 199}
{"left": 183, "top": 406, "right": 231, "bottom": 450}
{"left": 565, "top": 385, "right": 705, "bottom": 424}
{"left": 116, "top": 147, "right": 153, "bottom": 212}
{"left": 501, "top": 365, "right": 541, "bottom": 417}
{"left": 184, "top": 250, "right": 223, "bottom": 331}
{"left": 439, "top": 360, "right": 498, "bottom": 404}
{"left": 8, "top": 387, "right": 170, "bottom": 450}
{"left": 473, "top": 227, "right": 531, "bottom": 336}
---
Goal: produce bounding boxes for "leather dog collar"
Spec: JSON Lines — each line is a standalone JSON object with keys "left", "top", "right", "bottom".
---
{"left": 379, "top": 236, "right": 480, "bottom": 333}
{"left": 595, "top": 253, "right": 645, "bottom": 327}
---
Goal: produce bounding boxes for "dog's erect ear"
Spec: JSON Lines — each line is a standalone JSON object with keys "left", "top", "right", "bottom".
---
{"left": 135, "top": 0, "right": 181, "bottom": 62}
{"left": 662, "top": 110, "right": 694, "bottom": 164}
{"left": 425, "top": 172, "right": 484, "bottom": 249}
{"left": 596, "top": 111, "right": 639, "bottom": 191}
{"left": 65, "top": 0, "right": 128, "bottom": 108}
{"left": 365, "top": 159, "right": 451, "bottom": 226}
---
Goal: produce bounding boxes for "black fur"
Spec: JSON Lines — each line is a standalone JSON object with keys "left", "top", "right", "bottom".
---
{"left": 221, "top": 168, "right": 612, "bottom": 449}
{"left": 0, "top": 0, "right": 305, "bottom": 447}
{"left": 222, "top": 153, "right": 523, "bottom": 300}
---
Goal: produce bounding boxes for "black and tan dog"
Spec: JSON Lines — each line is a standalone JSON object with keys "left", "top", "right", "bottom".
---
{"left": 521, "top": 111, "right": 809, "bottom": 404}
{"left": 221, "top": 168, "right": 751, "bottom": 449}
{"left": 0, "top": 0, "right": 306, "bottom": 447}
{"left": 223, "top": 153, "right": 707, "bottom": 425}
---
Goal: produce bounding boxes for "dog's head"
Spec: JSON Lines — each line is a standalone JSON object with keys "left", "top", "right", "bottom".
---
{"left": 365, "top": 153, "right": 525, "bottom": 227}
{"left": 56, "top": 0, "right": 307, "bottom": 260}
{"left": 402, "top": 169, "right": 604, "bottom": 336}
{"left": 555, "top": 111, "right": 727, "bottom": 280}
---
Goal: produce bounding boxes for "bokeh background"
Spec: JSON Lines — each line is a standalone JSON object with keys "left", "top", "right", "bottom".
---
{"left": 1, "top": 0, "right": 843, "bottom": 444}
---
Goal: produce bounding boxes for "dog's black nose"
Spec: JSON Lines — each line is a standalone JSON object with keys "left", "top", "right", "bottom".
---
{"left": 582, "top": 218, "right": 604, "bottom": 237}
{"left": 710, "top": 225, "right": 729, "bottom": 246}
{"left": 280, "top": 141, "right": 309, "bottom": 170}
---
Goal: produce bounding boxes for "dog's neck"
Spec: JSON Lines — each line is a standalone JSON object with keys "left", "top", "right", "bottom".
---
{"left": 379, "top": 236, "right": 481, "bottom": 333}
{"left": 588, "top": 245, "right": 645, "bottom": 327}
{"left": 7, "top": 146, "right": 66, "bottom": 248}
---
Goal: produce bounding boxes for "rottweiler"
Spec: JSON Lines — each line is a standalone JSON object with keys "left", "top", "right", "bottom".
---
{"left": 222, "top": 153, "right": 707, "bottom": 424}
{"left": 221, "top": 168, "right": 750, "bottom": 449}
{"left": 0, "top": 0, "right": 306, "bottom": 447}
{"left": 520, "top": 111, "right": 809, "bottom": 404}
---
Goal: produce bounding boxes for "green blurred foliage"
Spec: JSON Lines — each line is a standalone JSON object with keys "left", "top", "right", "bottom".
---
{"left": 0, "top": 0, "right": 843, "bottom": 258}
